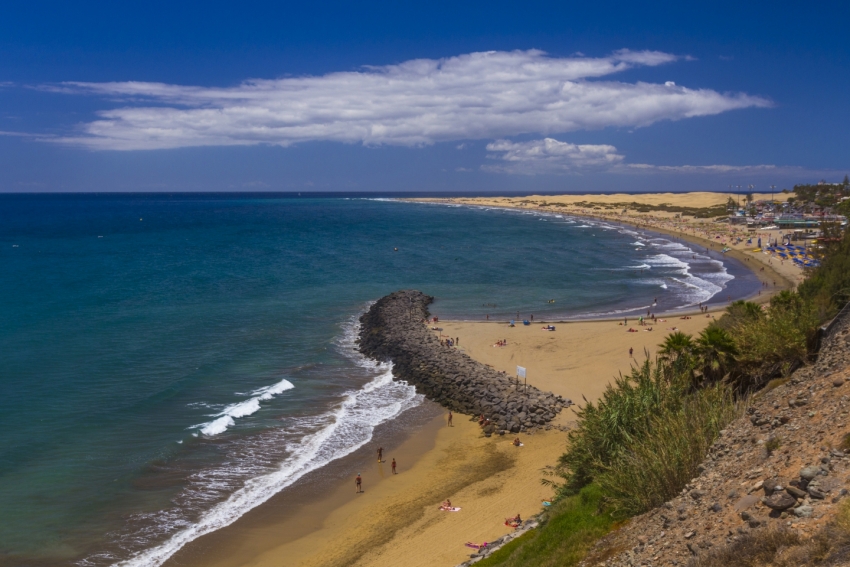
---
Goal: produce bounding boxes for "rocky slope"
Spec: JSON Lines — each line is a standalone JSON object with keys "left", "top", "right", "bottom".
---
{"left": 581, "top": 313, "right": 850, "bottom": 566}
{"left": 358, "top": 290, "right": 569, "bottom": 434}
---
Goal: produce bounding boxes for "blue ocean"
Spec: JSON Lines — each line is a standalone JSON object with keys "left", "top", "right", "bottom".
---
{"left": 0, "top": 194, "right": 759, "bottom": 566}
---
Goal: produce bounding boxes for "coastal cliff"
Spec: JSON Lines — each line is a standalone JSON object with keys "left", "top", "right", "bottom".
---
{"left": 358, "top": 290, "right": 568, "bottom": 433}
{"left": 581, "top": 309, "right": 850, "bottom": 567}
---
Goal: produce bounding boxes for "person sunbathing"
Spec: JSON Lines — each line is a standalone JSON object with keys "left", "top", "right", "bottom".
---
{"left": 512, "top": 437, "right": 521, "bottom": 447}
{"left": 505, "top": 513, "right": 522, "bottom": 527}
{"left": 465, "top": 542, "right": 488, "bottom": 550}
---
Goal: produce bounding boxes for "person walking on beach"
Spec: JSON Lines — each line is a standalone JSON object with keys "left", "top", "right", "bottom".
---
{"left": 391, "top": 458, "right": 397, "bottom": 474}
{"left": 448, "top": 411, "right": 453, "bottom": 427}
{"left": 355, "top": 474, "right": 363, "bottom": 493}
{"left": 377, "top": 447, "right": 383, "bottom": 463}
{"left": 629, "top": 347, "right": 633, "bottom": 358}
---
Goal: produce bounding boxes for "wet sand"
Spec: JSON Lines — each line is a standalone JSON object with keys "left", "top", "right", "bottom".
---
{"left": 171, "top": 412, "right": 565, "bottom": 567}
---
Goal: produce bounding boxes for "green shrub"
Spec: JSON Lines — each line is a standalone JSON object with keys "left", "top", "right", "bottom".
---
{"left": 729, "top": 292, "right": 819, "bottom": 389}
{"left": 798, "top": 224, "right": 850, "bottom": 319}
{"left": 555, "top": 359, "right": 691, "bottom": 495}
{"left": 595, "top": 383, "right": 736, "bottom": 516}
{"left": 764, "top": 435, "right": 782, "bottom": 455}
{"left": 474, "top": 485, "right": 615, "bottom": 567}
{"left": 550, "top": 355, "right": 736, "bottom": 518}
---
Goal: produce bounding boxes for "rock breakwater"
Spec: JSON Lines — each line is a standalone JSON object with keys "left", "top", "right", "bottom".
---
{"left": 358, "top": 290, "right": 568, "bottom": 434}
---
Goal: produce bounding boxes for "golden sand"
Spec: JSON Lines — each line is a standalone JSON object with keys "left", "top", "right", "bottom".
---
{"left": 433, "top": 314, "right": 720, "bottom": 412}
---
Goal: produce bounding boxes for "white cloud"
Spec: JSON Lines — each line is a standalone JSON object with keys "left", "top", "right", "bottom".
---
{"left": 49, "top": 49, "right": 771, "bottom": 151}
{"left": 483, "top": 138, "right": 624, "bottom": 173}
{"left": 624, "top": 163, "right": 779, "bottom": 173}
{"left": 485, "top": 137, "right": 787, "bottom": 176}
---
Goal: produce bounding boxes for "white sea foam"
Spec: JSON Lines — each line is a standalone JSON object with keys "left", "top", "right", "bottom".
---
{"left": 194, "top": 378, "right": 295, "bottom": 436}
{"left": 645, "top": 253, "right": 730, "bottom": 306}
{"left": 632, "top": 241, "right": 646, "bottom": 246}
{"left": 114, "top": 316, "right": 420, "bottom": 567}
{"left": 569, "top": 304, "right": 654, "bottom": 318}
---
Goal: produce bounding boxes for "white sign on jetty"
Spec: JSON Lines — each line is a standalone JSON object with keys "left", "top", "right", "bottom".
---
{"left": 516, "top": 366, "right": 526, "bottom": 378}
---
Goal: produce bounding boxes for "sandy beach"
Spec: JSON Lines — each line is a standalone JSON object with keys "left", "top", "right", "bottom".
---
{"left": 172, "top": 413, "right": 565, "bottom": 567}
{"left": 432, "top": 314, "right": 722, "bottom": 410}
{"left": 171, "top": 313, "right": 723, "bottom": 567}
{"left": 167, "top": 192, "right": 785, "bottom": 567}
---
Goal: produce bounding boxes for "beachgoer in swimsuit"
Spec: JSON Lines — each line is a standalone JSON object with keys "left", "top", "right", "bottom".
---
{"left": 629, "top": 347, "right": 633, "bottom": 357}
{"left": 448, "top": 411, "right": 453, "bottom": 427}
{"left": 355, "top": 474, "right": 362, "bottom": 493}
{"left": 391, "top": 458, "right": 397, "bottom": 474}
{"left": 377, "top": 447, "right": 383, "bottom": 463}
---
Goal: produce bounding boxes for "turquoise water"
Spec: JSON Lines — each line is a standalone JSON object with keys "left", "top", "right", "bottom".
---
{"left": 0, "top": 194, "right": 758, "bottom": 566}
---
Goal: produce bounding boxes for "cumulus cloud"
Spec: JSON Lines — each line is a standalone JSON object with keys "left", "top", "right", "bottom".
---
{"left": 485, "top": 137, "right": 783, "bottom": 176}
{"left": 48, "top": 49, "right": 771, "bottom": 150}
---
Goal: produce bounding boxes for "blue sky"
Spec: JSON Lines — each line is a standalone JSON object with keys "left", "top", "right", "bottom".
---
{"left": 1, "top": 0, "right": 847, "bottom": 193}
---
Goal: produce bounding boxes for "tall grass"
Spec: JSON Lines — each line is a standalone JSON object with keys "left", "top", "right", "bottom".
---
{"left": 553, "top": 359, "right": 737, "bottom": 517}
{"left": 597, "top": 383, "right": 736, "bottom": 516}
{"left": 556, "top": 359, "right": 691, "bottom": 495}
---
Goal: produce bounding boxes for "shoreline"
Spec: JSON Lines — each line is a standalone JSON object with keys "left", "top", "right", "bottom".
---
{"left": 164, "top": 192, "right": 803, "bottom": 567}
{"left": 402, "top": 195, "right": 796, "bottom": 313}
{"left": 168, "top": 409, "right": 566, "bottom": 567}
{"left": 164, "top": 309, "right": 728, "bottom": 567}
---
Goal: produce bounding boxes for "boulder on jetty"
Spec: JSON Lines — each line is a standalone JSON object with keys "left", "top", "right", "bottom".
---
{"left": 359, "top": 290, "right": 567, "bottom": 432}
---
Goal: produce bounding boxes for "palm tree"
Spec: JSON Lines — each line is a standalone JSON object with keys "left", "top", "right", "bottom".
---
{"left": 658, "top": 331, "right": 694, "bottom": 363}
{"left": 695, "top": 327, "right": 738, "bottom": 383}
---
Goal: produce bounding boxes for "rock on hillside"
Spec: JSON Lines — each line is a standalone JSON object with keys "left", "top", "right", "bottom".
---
{"left": 358, "top": 290, "right": 569, "bottom": 434}
{"left": 582, "top": 314, "right": 850, "bottom": 566}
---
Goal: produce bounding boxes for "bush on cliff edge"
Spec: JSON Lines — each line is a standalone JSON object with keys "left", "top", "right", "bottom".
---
{"left": 551, "top": 359, "right": 737, "bottom": 516}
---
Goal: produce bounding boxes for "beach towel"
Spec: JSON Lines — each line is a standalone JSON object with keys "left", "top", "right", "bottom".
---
{"left": 439, "top": 506, "right": 461, "bottom": 512}
{"left": 465, "top": 542, "right": 488, "bottom": 550}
